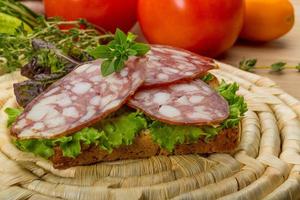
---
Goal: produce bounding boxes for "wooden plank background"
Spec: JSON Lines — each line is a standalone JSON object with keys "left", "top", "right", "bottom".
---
{"left": 22, "top": 0, "right": 300, "bottom": 99}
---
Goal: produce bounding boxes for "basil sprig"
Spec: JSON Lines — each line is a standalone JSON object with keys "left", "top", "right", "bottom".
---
{"left": 88, "top": 28, "right": 150, "bottom": 76}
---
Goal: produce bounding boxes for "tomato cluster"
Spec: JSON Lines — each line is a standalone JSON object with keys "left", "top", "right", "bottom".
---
{"left": 44, "top": 0, "right": 245, "bottom": 57}
{"left": 44, "top": 0, "right": 138, "bottom": 32}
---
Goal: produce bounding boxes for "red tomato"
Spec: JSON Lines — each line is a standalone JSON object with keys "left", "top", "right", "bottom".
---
{"left": 138, "top": 0, "right": 245, "bottom": 57}
{"left": 44, "top": 0, "right": 138, "bottom": 32}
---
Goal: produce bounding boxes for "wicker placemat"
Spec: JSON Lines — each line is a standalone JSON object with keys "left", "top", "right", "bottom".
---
{"left": 0, "top": 62, "right": 299, "bottom": 200}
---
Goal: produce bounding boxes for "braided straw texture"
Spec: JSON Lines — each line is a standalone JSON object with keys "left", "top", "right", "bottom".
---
{"left": 0, "top": 62, "right": 299, "bottom": 200}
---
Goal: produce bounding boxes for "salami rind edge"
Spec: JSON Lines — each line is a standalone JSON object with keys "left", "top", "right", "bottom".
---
{"left": 12, "top": 58, "right": 146, "bottom": 139}
{"left": 128, "top": 80, "right": 229, "bottom": 125}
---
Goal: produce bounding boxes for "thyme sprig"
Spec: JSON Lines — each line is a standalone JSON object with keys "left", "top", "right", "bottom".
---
{"left": 0, "top": 17, "right": 113, "bottom": 73}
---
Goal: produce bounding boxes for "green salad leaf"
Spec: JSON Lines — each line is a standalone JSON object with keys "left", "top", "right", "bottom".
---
{"left": 14, "top": 139, "right": 54, "bottom": 159}
{"left": 56, "top": 137, "right": 81, "bottom": 158}
{"left": 150, "top": 121, "right": 203, "bottom": 152}
{"left": 100, "top": 111, "right": 147, "bottom": 147}
{"left": 4, "top": 107, "right": 23, "bottom": 127}
{"left": 217, "top": 81, "right": 248, "bottom": 129}
{"left": 12, "top": 111, "right": 147, "bottom": 159}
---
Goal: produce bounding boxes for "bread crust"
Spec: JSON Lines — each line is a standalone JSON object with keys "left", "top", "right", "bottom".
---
{"left": 51, "top": 127, "right": 239, "bottom": 169}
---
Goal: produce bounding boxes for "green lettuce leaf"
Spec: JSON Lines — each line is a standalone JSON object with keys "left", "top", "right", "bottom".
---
{"left": 217, "top": 81, "right": 248, "bottom": 129}
{"left": 53, "top": 128, "right": 109, "bottom": 158}
{"left": 58, "top": 139, "right": 81, "bottom": 158}
{"left": 150, "top": 121, "right": 203, "bottom": 152}
{"left": 100, "top": 111, "right": 147, "bottom": 147}
{"left": 13, "top": 111, "right": 147, "bottom": 159}
{"left": 14, "top": 139, "right": 54, "bottom": 159}
{"left": 4, "top": 107, "right": 23, "bottom": 127}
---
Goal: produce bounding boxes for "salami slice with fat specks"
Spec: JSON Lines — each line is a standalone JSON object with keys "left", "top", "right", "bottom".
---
{"left": 128, "top": 80, "right": 229, "bottom": 125}
{"left": 12, "top": 58, "right": 146, "bottom": 139}
{"left": 143, "top": 45, "right": 216, "bottom": 87}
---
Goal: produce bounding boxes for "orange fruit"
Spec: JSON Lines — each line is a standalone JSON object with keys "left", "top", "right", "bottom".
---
{"left": 240, "top": 0, "right": 294, "bottom": 42}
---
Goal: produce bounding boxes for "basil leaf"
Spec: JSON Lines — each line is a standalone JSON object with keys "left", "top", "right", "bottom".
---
{"left": 131, "top": 43, "right": 151, "bottom": 56}
{"left": 89, "top": 29, "right": 150, "bottom": 76}
{"left": 114, "top": 28, "right": 127, "bottom": 45}
{"left": 88, "top": 45, "right": 111, "bottom": 59}
{"left": 101, "top": 59, "right": 115, "bottom": 76}
{"left": 114, "top": 57, "right": 125, "bottom": 72}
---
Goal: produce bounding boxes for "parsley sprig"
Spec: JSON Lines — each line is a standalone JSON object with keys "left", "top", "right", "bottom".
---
{"left": 88, "top": 29, "right": 150, "bottom": 76}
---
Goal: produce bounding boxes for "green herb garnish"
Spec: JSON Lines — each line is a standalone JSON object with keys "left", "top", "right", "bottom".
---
{"left": 271, "top": 62, "right": 286, "bottom": 72}
{"left": 0, "top": 17, "right": 113, "bottom": 74}
{"left": 296, "top": 63, "right": 300, "bottom": 72}
{"left": 238, "top": 59, "right": 300, "bottom": 73}
{"left": 88, "top": 28, "right": 150, "bottom": 76}
{"left": 239, "top": 58, "right": 257, "bottom": 72}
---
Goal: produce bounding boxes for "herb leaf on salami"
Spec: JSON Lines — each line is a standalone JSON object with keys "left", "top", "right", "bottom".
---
{"left": 88, "top": 28, "right": 150, "bottom": 76}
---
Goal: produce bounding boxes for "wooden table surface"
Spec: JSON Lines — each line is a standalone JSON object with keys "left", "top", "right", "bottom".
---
{"left": 218, "top": 0, "right": 300, "bottom": 99}
{"left": 24, "top": 0, "right": 300, "bottom": 99}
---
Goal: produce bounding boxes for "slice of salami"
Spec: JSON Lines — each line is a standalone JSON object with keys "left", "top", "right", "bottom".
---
{"left": 128, "top": 80, "right": 229, "bottom": 125}
{"left": 12, "top": 58, "right": 146, "bottom": 139}
{"left": 143, "top": 45, "right": 216, "bottom": 87}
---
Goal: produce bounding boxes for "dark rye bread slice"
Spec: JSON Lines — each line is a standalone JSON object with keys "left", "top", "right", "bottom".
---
{"left": 51, "top": 127, "right": 239, "bottom": 169}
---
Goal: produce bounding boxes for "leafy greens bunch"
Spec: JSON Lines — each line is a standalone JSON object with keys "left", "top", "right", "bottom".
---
{"left": 0, "top": 1, "right": 115, "bottom": 107}
{"left": 0, "top": 17, "right": 113, "bottom": 74}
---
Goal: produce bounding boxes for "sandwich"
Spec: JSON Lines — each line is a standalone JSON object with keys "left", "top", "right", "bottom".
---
{"left": 6, "top": 42, "right": 247, "bottom": 169}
